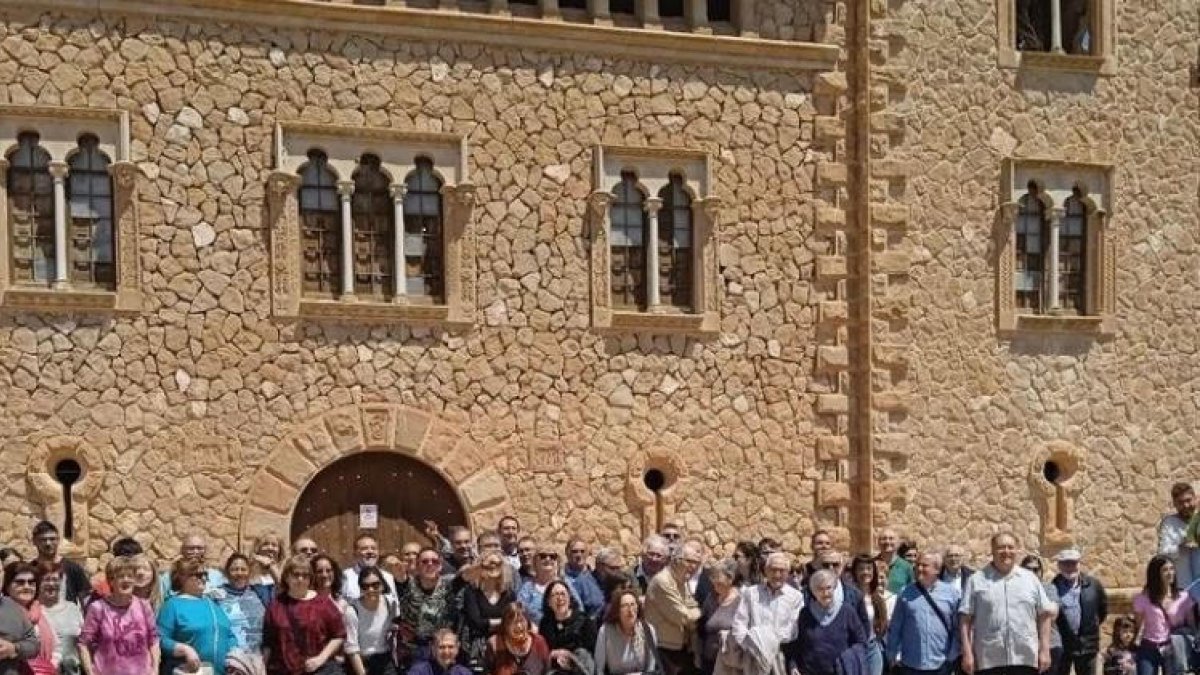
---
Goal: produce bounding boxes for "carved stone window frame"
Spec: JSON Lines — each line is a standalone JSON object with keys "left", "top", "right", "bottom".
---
{"left": 997, "top": 0, "right": 1116, "bottom": 75}
{"left": 588, "top": 144, "right": 721, "bottom": 334}
{"left": 996, "top": 158, "right": 1115, "bottom": 336}
{"left": 267, "top": 122, "right": 476, "bottom": 327}
{"left": 0, "top": 105, "right": 141, "bottom": 314}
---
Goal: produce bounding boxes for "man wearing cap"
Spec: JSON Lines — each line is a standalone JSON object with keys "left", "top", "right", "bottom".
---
{"left": 1050, "top": 549, "right": 1107, "bottom": 675}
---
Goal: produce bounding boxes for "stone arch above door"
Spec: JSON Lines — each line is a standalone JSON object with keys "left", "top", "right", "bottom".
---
{"left": 238, "top": 404, "right": 512, "bottom": 548}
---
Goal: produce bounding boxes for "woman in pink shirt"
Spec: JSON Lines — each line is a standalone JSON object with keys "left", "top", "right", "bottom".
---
{"left": 1131, "top": 555, "right": 1193, "bottom": 675}
{"left": 79, "top": 557, "right": 161, "bottom": 675}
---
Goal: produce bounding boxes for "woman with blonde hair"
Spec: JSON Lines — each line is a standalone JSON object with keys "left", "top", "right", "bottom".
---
{"left": 130, "top": 554, "right": 163, "bottom": 612}
{"left": 250, "top": 533, "right": 284, "bottom": 592}
{"left": 462, "top": 552, "right": 516, "bottom": 673}
{"left": 79, "top": 556, "right": 160, "bottom": 675}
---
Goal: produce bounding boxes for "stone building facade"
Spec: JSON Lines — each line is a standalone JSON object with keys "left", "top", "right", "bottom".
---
{"left": 0, "top": 0, "right": 1195, "bottom": 588}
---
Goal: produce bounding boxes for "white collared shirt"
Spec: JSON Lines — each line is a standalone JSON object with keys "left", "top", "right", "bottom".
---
{"left": 731, "top": 582, "right": 805, "bottom": 646}
{"left": 960, "top": 564, "right": 1055, "bottom": 671}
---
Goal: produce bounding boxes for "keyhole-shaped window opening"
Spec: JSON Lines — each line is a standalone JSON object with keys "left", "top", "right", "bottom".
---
{"left": 643, "top": 469, "right": 667, "bottom": 531}
{"left": 53, "top": 459, "right": 82, "bottom": 539}
{"left": 1042, "top": 459, "right": 1071, "bottom": 532}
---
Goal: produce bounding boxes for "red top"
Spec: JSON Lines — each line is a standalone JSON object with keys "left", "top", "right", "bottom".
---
{"left": 486, "top": 633, "right": 551, "bottom": 675}
{"left": 263, "top": 594, "right": 347, "bottom": 675}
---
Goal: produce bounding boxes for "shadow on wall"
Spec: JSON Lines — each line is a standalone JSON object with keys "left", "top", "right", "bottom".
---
{"left": 1007, "top": 331, "right": 1096, "bottom": 357}
{"left": 1013, "top": 68, "right": 1099, "bottom": 94}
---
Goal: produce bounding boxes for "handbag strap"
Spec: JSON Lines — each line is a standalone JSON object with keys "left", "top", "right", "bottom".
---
{"left": 915, "top": 583, "right": 953, "bottom": 638}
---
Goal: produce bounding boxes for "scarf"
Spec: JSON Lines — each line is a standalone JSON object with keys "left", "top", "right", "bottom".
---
{"left": 24, "top": 601, "right": 58, "bottom": 675}
{"left": 809, "top": 583, "right": 844, "bottom": 627}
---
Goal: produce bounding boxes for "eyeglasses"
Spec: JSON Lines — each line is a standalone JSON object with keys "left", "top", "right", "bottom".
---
{"left": 10, "top": 578, "right": 35, "bottom": 587}
{"left": 538, "top": 553, "right": 559, "bottom": 561}
{"left": 662, "top": 532, "right": 681, "bottom": 540}
{"left": 419, "top": 558, "right": 441, "bottom": 566}
{"left": 297, "top": 547, "right": 318, "bottom": 554}
{"left": 821, "top": 562, "right": 841, "bottom": 569}
{"left": 361, "top": 582, "right": 383, "bottom": 591}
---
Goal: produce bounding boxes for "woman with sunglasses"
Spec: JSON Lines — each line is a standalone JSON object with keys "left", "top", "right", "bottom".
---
{"left": 37, "top": 563, "right": 83, "bottom": 675}
{"left": 346, "top": 566, "right": 398, "bottom": 675}
{"left": 263, "top": 555, "right": 346, "bottom": 675}
{"left": 516, "top": 547, "right": 582, "bottom": 630}
{"left": 463, "top": 553, "right": 516, "bottom": 674}
{"left": 157, "top": 559, "right": 236, "bottom": 675}
{"left": 486, "top": 603, "right": 549, "bottom": 675}
{"left": 79, "top": 556, "right": 160, "bottom": 675}
{"left": 2, "top": 562, "right": 58, "bottom": 675}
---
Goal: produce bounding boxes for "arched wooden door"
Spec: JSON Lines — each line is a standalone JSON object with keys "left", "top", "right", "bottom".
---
{"left": 290, "top": 452, "right": 468, "bottom": 564}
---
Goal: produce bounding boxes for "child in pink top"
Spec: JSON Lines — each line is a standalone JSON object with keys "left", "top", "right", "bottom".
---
{"left": 79, "top": 557, "right": 160, "bottom": 675}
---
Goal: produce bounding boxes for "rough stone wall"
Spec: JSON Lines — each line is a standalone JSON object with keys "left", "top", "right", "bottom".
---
{"left": 881, "top": 0, "right": 1200, "bottom": 585}
{"left": 0, "top": 7, "right": 837, "bottom": 564}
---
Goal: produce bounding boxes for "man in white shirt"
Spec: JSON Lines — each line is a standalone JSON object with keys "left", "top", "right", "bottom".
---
{"left": 960, "top": 533, "right": 1056, "bottom": 675}
{"left": 342, "top": 533, "right": 397, "bottom": 600}
{"left": 732, "top": 552, "right": 804, "bottom": 675}
{"left": 1158, "top": 482, "right": 1197, "bottom": 588}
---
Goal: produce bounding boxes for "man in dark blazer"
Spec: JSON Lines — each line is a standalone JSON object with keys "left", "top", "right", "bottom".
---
{"left": 1050, "top": 548, "right": 1108, "bottom": 675}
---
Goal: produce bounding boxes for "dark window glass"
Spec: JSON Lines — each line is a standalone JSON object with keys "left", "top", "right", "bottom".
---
{"left": 67, "top": 134, "right": 115, "bottom": 289}
{"left": 299, "top": 150, "right": 341, "bottom": 298}
{"left": 402, "top": 158, "right": 444, "bottom": 302}
{"left": 610, "top": 171, "right": 647, "bottom": 310}
{"left": 7, "top": 132, "right": 55, "bottom": 285}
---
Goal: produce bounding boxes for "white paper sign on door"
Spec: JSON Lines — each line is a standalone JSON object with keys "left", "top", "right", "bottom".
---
{"left": 359, "top": 504, "right": 378, "bottom": 529}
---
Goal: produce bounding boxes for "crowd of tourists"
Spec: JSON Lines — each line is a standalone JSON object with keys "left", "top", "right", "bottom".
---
{"left": 4, "top": 481, "right": 1200, "bottom": 675}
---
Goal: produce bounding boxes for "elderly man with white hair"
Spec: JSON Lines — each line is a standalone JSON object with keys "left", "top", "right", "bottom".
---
{"left": 634, "top": 534, "right": 672, "bottom": 593}
{"left": 731, "top": 552, "right": 805, "bottom": 675}
{"left": 645, "top": 540, "right": 705, "bottom": 675}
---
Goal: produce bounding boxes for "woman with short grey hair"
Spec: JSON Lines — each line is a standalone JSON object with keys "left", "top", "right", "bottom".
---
{"left": 700, "top": 560, "right": 741, "bottom": 675}
{"left": 786, "top": 570, "right": 868, "bottom": 675}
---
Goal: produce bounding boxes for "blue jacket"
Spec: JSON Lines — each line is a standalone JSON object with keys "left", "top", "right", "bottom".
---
{"left": 564, "top": 566, "right": 606, "bottom": 619}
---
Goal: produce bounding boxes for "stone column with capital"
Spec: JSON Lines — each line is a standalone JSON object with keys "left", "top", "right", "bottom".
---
{"left": 337, "top": 180, "right": 355, "bottom": 301}
{"left": 390, "top": 184, "right": 408, "bottom": 303}
{"left": 1048, "top": 206, "right": 1063, "bottom": 311}
{"left": 49, "top": 161, "right": 69, "bottom": 289}
{"left": 587, "top": 191, "right": 615, "bottom": 328}
{"left": 644, "top": 197, "right": 662, "bottom": 310}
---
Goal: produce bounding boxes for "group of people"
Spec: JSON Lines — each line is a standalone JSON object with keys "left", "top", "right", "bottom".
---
{"left": 4, "top": 482, "right": 1200, "bottom": 675}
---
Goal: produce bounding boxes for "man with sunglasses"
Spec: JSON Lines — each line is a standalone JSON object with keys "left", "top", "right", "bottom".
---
{"left": 343, "top": 533, "right": 398, "bottom": 600}
{"left": 158, "top": 532, "right": 226, "bottom": 600}
{"left": 632, "top": 535, "right": 671, "bottom": 594}
{"left": 291, "top": 537, "right": 320, "bottom": 559}
{"left": 393, "top": 547, "right": 460, "bottom": 669}
{"left": 802, "top": 551, "right": 871, "bottom": 638}
{"left": 799, "top": 530, "right": 835, "bottom": 590}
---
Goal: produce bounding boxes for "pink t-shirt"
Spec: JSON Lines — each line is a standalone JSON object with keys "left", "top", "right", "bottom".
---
{"left": 1132, "top": 592, "right": 1193, "bottom": 643}
{"left": 79, "top": 597, "right": 159, "bottom": 675}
